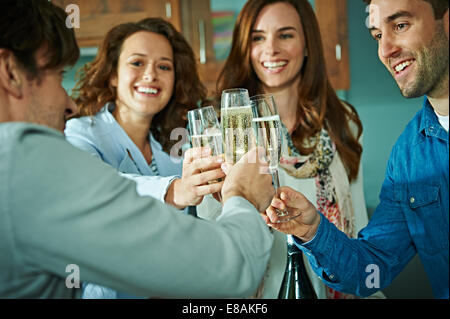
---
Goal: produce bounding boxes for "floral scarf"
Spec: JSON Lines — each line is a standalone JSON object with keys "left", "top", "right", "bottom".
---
{"left": 279, "top": 125, "right": 357, "bottom": 299}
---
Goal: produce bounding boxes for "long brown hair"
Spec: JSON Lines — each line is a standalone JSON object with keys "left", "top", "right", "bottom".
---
{"left": 72, "top": 17, "right": 206, "bottom": 154}
{"left": 217, "top": 0, "right": 363, "bottom": 181}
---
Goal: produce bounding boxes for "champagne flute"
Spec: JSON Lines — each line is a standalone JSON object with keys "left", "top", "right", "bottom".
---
{"left": 187, "top": 106, "right": 223, "bottom": 201}
{"left": 250, "top": 93, "right": 301, "bottom": 223}
{"left": 220, "top": 88, "right": 254, "bottom": 164}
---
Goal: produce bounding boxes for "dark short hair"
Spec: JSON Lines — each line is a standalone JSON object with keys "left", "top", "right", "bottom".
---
{"left": 363, "top": 0, "right": 448, "bottom": 19}
{"left": 0, "top": 0, "right": 80, "bottom": 78}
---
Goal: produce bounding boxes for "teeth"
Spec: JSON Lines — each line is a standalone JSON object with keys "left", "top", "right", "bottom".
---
{"left": 395, "top": 60, "right": 413, "bottom": 72}
{"left": 263, "top": 61, "right": 287, "bottom": 68}
{"left": 137, "top": 87, "right": 158, "bottom": 94}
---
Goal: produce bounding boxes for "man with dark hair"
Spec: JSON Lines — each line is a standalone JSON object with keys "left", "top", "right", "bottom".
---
{"left": 263, "top": 0, "right": 449, "bottom": 298}
{"left": 0, "top": 0, "right": 275, "bottom": 298}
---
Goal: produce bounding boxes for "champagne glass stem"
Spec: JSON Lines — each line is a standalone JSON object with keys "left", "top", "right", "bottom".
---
{"left": 271, "top": 167, "right": 302, "bottom": 223}
{"left": 271, "top": 167, "right": 289, "bottom": 217}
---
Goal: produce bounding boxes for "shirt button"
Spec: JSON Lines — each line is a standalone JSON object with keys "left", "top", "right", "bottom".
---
{"left": 329, "top": 274, "right": 335, "bottom": 280}
{"left": 410, "top": 197, "right": 415, "bottom": 204}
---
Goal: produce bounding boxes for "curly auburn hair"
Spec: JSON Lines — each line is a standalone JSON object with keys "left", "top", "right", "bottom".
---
{"left": 217, "top": 0, "right": 363, "bottom": 181}
{"left": 72, "top": 17, "right": 206, "bottom": 154}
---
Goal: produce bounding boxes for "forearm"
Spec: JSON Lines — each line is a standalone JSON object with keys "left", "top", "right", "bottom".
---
{"left": 294, "top": 212, "right": 415, "bottom": 297}
{"left": 14, "top": 132, "right": 273, "bottom": 298}
{"left": 120, "top": 173, "right": 180, "bottom": 204}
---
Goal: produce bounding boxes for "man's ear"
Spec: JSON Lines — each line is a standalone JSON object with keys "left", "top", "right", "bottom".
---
{"left": 0, "top": 49, "right": 24, "bottom": 99}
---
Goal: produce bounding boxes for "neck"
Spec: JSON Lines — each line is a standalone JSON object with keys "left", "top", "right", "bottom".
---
{"left": 0, "top": 90, "right": 19, "bottom": 123}
{"left": 112, "top": 101, "right": 153, "bottom": 151}
{"left": 428, "top": 72, "right": 449, "bottom": 116}
{"left": 263, "top": 80, "right": 299, "bottom": 133}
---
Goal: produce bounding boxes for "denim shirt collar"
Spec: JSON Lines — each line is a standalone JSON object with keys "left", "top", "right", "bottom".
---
{"left": 419, "top": 97, "right": 448, "bottom": 142}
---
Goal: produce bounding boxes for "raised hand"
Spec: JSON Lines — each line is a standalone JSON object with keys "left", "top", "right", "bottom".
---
{"left": 262, "top": 186, "right": 321, "bottom": 242}
{"left": 165, "top": 147, "right": 225, "bottom": 209}
{"left": 221, "top": 147, "right": 274, "bottom": 212}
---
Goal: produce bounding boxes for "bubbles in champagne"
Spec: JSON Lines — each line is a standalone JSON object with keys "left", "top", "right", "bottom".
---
{"left": 221, "top": 106, "right": 254, "bottom": 163}
{"left": 252, "top": 115, "right": 282, "bottom": 169}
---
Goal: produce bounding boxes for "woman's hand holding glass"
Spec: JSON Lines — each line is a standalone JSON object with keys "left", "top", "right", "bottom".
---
{"left": 166, "top": 147, "right": 225, "bottom": 209}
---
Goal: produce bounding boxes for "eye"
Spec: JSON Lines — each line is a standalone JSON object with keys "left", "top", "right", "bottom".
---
{"left": 279, "top": 33, "right": 294, "bottom": 39}
{"left": 395, "top": 22, "right": 409, "bottom": 33}
{"left": 371, "top": 31, "right": 382, "bottom": 41}
{"left": 130, "top": 60, "right": 143, "bottom": 67}
{"left": 251, "top": 35, "right": 264, "bottom": 42}
{"left": 159, "top": 64, "right": 172, "bottom": 71}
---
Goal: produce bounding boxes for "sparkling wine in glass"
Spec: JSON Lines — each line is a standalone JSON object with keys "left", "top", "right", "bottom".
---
{"left": 187, "top": 106, "right": 223, "bottom": 199}
{"left": 188, "top": 106, "right": 223, "bottom": 156}
{"left": 220, "top": 88, "right": 254, "bottom": 164}
{"left": 251, "top": 94, "right": 301, "bottom": 223}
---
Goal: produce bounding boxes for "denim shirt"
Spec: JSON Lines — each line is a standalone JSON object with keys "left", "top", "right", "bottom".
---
{"left": 295, "top": 98, "right": 449, "bottom": 298}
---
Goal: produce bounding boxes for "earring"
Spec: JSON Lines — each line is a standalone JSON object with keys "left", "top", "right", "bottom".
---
{"left": 304, "top": 48, "right": 308, "bottom": 57}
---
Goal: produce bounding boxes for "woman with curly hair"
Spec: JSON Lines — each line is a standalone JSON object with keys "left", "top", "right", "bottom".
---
{"left": 65, "top": 18, "right": 225, "bottom": 298}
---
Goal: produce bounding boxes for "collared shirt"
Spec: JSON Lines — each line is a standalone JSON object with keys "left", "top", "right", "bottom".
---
{"left": 295, "top": 98, "right": 449, "bottom": 298}
{"left": 0, "top": 123, "right": 273, "bottom": 298}
{"left": 65, "top": 103, "right": 186, "bottom": 205}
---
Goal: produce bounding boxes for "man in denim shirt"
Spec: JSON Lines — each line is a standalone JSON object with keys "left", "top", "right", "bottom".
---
{"left": 263, "top": 0, "right": 449, "bottom": 298}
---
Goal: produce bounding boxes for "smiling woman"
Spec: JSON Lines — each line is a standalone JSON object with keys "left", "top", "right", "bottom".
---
{"left": 71, "top": 18, "right": 206, "bottom": 155}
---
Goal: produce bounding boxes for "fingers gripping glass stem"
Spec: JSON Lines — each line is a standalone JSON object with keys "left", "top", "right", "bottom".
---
{"left": 271, "top": 168, "right": 302, "bottom": 223}
{"left": 250, "top": 93, "right": 302, "bottom": 223}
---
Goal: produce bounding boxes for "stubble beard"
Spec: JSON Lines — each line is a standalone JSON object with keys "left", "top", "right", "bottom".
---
{"left": 398, "top": 25, "right": 449, "bottom": 99}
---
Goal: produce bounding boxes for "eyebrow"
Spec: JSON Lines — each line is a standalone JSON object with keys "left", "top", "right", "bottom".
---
{"left": 127, "top": 53, "right": 173, "bottom": 62}
{"left": 385, "top": 11, "right": 413, "bottom": 23}
{"left": 369, "top": 10, "right": 413, "bottom": 32}
{"left": 251, "top": 26, "right": 297, "bottom": 33}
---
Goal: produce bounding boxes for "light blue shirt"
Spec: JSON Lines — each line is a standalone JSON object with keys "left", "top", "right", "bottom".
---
{"left": 65, "top": 103, "right": 185, "bottom": 205}
{"left": 0, "top": 123, "right": 273, "bottom": 298}
{"left": 64, "top": 103, "right": 192, "bottom": 298}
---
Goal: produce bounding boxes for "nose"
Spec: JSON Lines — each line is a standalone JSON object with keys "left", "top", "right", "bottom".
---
{"left": 143, "top": 64, "right": 156, "bottom": 82}
{"left": 263, "top": 35, "right": 280, "bottom": 56}
{"left": 65, "top": 97, "right": 78, "bottom": 120}
{"left": 379, "top": 32, "right": 401, "bottom": 60}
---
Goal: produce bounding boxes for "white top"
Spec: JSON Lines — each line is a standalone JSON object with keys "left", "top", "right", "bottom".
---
{"left": 435, "top": 110, "right": 449, "bottom": 132}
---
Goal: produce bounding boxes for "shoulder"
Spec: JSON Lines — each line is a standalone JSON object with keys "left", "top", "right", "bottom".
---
{"left": 392, "top": 107, "right": 424, "bottom": 153}
{"left": 65, "top": 106, "right": 114, "bottom": 139}
{"left": 0, "top": 123, "right": 63, "bottom": 147}
{"left": 0, "top": 123, "right": 84, "bottom": 168}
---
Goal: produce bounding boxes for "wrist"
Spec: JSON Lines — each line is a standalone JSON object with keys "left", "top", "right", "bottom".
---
{"left": 296, "top": 210, "right": 321, "bottom": 242}
{"left": 222, "top": 188, "right": 258, "bottom": 211}
{"left": 165, "top": 178, "right": 186, "bottom": 210}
